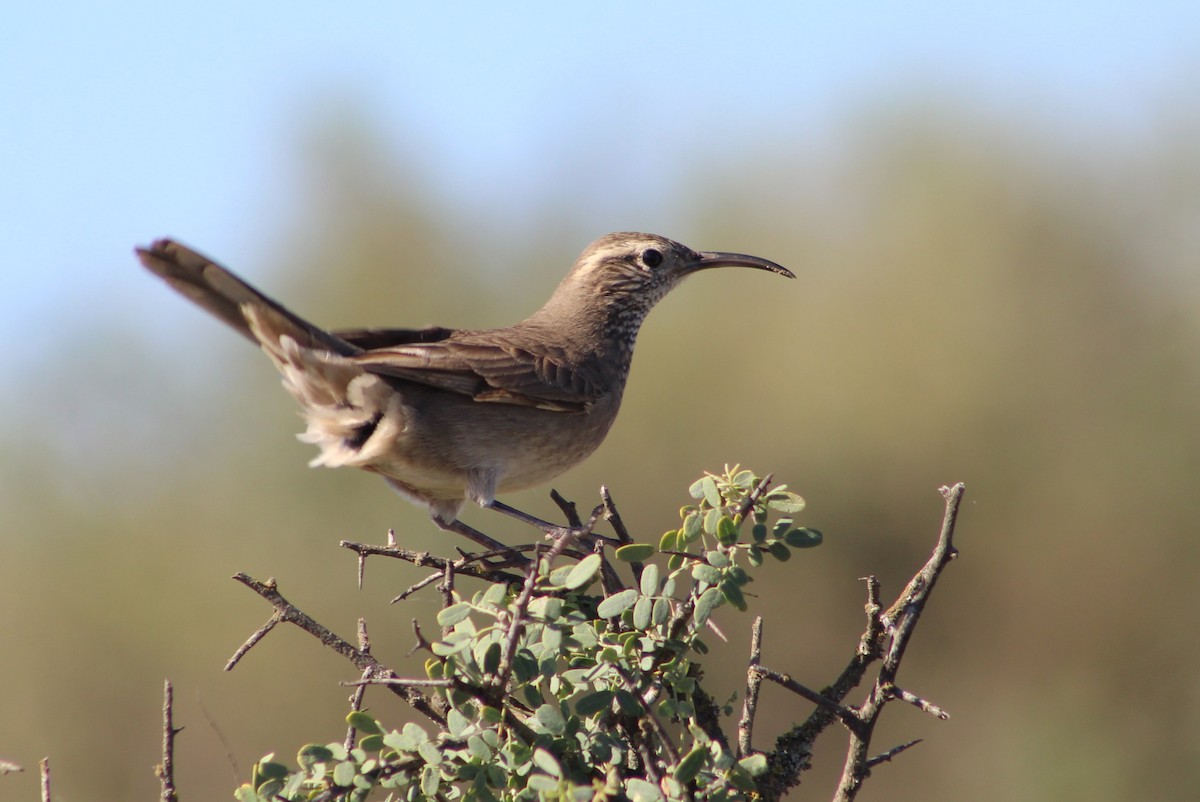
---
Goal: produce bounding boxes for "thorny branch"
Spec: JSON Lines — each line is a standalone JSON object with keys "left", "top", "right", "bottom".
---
{"left": 749, "top": 482, "right": 965, "bottom": 802}
{"left": 226, "top": 573, "right": 446, "bottom": 727}
{"left": 218, "top": 481, "right": 963, "bottom": 802}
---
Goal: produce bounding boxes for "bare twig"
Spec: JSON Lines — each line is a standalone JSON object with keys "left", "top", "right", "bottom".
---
{"left": 737, "top": 616, "right": 765, "bottom": 757}
{"left": 156, "top": 680, "right": 180, "bottom": 802}
{"left": 39, "top": 758, "right": 50, "bottom": 802}
{"left": 227, "top": 573, "right": 446, "bottom": 727}
{"left": 408, "top": 619, "right": 433, "bottom": 656}
{"left": 346, "top": 677, "right": 455, "bottom": 688}
{"left": 832, "top": 482, "right": 964, "bottom": 802}
{"left": 753, "top": 665, "right": 861, "bottom": 730}
{"left": 341, "top": 540, "right": 527, "bottom": 591}
{"left": 439, "top": 561, "right": 456, "bottom": 612}
{"left": 882, "top": 683, "right": 949, "bottom": 720}
{"left": 865, "top": 739, "right": 923, "bottom": 769}
{"left": 550, "top": 489, "right": 582, "bottom": 527}
{"left": 600, "top": 486, "right": 633, "bottom": 545}
{"left": 345, "top": 619, "right": 372, "bottom": 751}
{"left": 734, "top": 473, "right": 774, "bottom": 524}
{"left": 494, "top": 545, "right": 542, "bottom": 689}
{"left": 756, "top": 483, "right": 965, "bottom": 802}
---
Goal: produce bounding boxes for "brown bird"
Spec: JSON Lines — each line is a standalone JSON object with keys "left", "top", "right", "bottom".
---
{"left": 137, "top": 233, "right": 792, "bottom": 552}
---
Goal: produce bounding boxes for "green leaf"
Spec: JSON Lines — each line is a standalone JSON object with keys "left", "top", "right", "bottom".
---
{"left": 767, "top": 492, "right": 806, "bottom": 514}
{"left": 674, "top": 745, "right": 707, "bottom": 784}
{"left": 614, "top": 689, "right": 643, "bottom": 716}
{"left": 483, "top": 641, "right": 502, "bottom": 676}
{"left": 716, "top": 516, "right": 738, "bottom": 546}
{"left": 359, "top": 734, "right": 384, "bottom": 752}
{"left": 752, "top": 523, "right": 768, "bottom": 542}
{"left": 574, "top": 690, "right": 613, "bottom": 716}
{"left": 421, "top": 765, "right": 440, "bottom": 797}
{"left": 297, "top": 744, "right": 334, "bottom": 769}
{"left": 626, "top": 778, "right": 664, "bottom": 802}
{"left": 447, "top": 708, "right": 471, "bottom": 738}
{"left": 345, "top": 711, "right": 381, "bottom": 735}
{"left": 535, "top": 704, "right": 566, "bottom": 734}
{"left": 633, "top": 596, "right": 652, "bottom": 630}
{"left": 256, "top": 760, "right": 289, "bottom": 782}
{"left": 693, "top": 587, "right": 723, "bottom": 626}
{"left": 747, "top": 545, "right": 764, "bottom": 567}
{"left": 563, "top": 553, "right": 602, "bottom": 589}
{"left": 727, "top": 766, "right": 758, "bottom": 792}
{"left": 615, "top": 543, "right": 656, "bottom": 562}
{"left": 468, "top": 734, "right": 492, "bottom": 760}
{"left": 721, "top": 581, "right": 747, "bottom": 612}
{"left": 659, "top": 529, "right": 679, "bottom": 551}
{"left": 681, "top": 512, "right": 703, "bottom": 544}
{"left": 652, "top": 597, "right": 671, "bottom": 626}
{"left": 437, "top": 602, "right": 472, "bottom": 627}
{"left": 706, "top": 550, "right": 731, "bottom": 568}
{"left": 417, "top": 741, "right": 443, "bottom": 765}
{"left": 640, "top": 563, "right": 660, "bottom": 596}
{"left": 597, "top": 588, "right": 638, "bottom": 618}
{"left": 701, "top": 476, "right": 722, "bottom": 508}
{"left": 767, "top": 542, "right": 792, "bottom": 562}
{"left": 332, "top": 761, "right": 357, "bottom": 787}
{"left": 738, "top": 752, "right": 769, "bottom": 777}
{"left": 691, "top": 563, "right": 721, "bottom": 585}
{"left": 732, "top": 469, "right": 756, "bottom": 489}
{"left": 688, "top": 478, "right": 707, "bottom": 499}
{"left": 528, "top": 775, "right": 560, "bottom": 792}
{"left": 481, "top": 582, "right": 508, "bottom": 608}
{"left": 784, "top": 528, "right": 824, "bottom": 548}
{"left": 532, "top": 747, "right": 562, "bottom": 777}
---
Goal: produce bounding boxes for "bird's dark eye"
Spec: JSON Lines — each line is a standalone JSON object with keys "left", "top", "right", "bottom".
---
{"left": 641, "top": 248, "right": 663, "bottom": 268}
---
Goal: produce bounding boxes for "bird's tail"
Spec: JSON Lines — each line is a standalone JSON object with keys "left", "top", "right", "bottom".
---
{"left": 137, "top": 239, "right": 393, "bottom": 468}
{"left": 135, "top": 239, "right": 358, "bottom": 356}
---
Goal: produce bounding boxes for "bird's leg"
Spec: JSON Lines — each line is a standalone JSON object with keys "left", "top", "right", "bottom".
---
{"left": 434, "top": 517, "right": 531, "bottom": 568}
{"left": 486, "top": 499, "right": 609, "bottom": 545}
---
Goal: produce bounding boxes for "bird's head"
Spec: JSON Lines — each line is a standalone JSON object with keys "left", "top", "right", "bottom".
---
{"left": 546, "top": 232, "right": 793, "bottom": 326}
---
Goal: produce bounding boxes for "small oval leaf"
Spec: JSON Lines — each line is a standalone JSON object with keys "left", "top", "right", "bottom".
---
{"left": 716, "top": 515, "right": 738, "bottom": 546}
{"left": 436, "top": 603, "right": 472, "bottom": 627}
{"left": 632, "top": 596, "right": 652, "bottom": 630}
{"left": 597, "top": 588, "right": 638, "bottom": 618}
{"left": 615, "top": 543, "right": 656, "bottom": 562}
{"left": 693, "top": 587, "right": 723, "bottom": 626}
{"left": 674, "top": 745, "right": 707, "bottom": 784}
{"left": 563, "top": 553, "right": 602, "bottom": 589}
{"left": 345, "top": 711, "right": 381, "bottom": 735}
{"left": 784, "top": 527, "right": 824, "bottom": 548}
{"left": 640, "top": 562, "right": 660, "bottom": 596}
{"left": 691, "top": 564, "right": 721, "bottom": 585}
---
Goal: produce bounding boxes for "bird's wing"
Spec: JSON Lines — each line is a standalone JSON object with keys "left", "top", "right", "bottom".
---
{"left": 349, "top": 340, "right": 603, "bottom": 413}
{"left": 334, "top": 326, "right": 457, "bottom": 350}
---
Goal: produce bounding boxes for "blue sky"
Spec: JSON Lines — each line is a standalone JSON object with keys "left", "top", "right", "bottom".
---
{"left": 3, "top": 1, "right": 1197, "bottom": 368}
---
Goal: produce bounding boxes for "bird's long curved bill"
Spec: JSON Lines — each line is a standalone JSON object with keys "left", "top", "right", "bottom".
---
{"left": 689, "top": 251, "right": 794, "bottom": 278}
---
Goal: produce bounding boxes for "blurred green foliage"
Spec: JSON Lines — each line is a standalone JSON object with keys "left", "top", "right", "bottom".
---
{"left": 3, "top": 99, "right": 1198, "bottom": 801}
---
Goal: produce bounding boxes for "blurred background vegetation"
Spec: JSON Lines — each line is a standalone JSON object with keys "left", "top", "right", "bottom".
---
{"left": 5, "top": 100, "right": 1199, "bottom": 800}
{"left": 4, "top": 6, "right": 1200, "bottom": 802}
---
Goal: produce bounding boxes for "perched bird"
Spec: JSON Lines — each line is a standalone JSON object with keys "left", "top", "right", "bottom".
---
{"left": 137, "top": 233, "right": 792, "bottom": 551}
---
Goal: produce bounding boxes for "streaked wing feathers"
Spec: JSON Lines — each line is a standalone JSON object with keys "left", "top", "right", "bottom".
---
{"left": 350, "top": 341, "right": 602, "bottom": 413}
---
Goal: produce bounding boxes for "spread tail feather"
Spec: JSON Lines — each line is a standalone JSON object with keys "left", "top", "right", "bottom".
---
{"left": 245, "top": 306, "right": 402, "bottom": 469}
